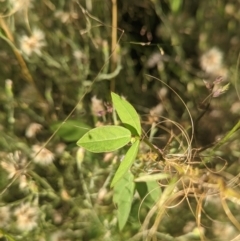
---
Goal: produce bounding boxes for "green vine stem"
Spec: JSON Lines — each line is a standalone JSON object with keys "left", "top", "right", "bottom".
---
{"left": 142, "top": 137, "right": 164, "bottom": 160}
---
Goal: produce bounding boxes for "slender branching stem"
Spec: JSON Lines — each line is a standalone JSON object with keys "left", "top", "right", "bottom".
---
{"left": 142, "top": 137, "right": 165, "bottom": 160}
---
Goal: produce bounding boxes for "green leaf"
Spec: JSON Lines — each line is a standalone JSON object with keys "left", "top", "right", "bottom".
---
{"left": 146, "top": 181, "right": 162, "bottom": 203}
{"left": 76, "top": 126, "right": 131, "bottom": 153}
{"left": 50, "top": 120, "right": 90, "bottom": 142}
{"left": 111, "top": 139, "right": 140, "bottom": 187}
{"left": 170, "top": 0, "right": 182, "bottom": 13}
{"left": 111, "top": 92, "right": 142, "bottom": 136}
{"left": 135, "top": 182, "right": 156, "bottom": 209}
{"left": 113, "top": 172, "right": 135, "bottom": 230}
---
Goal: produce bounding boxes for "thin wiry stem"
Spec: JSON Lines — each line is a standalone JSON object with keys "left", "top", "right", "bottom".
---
{"left": 110, "top": 0, "right": 118, "bottom": 92}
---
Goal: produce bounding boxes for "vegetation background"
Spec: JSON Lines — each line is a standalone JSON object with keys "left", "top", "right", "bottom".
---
{"left": 0, "top": 0, "right": 240, "bottom": 240}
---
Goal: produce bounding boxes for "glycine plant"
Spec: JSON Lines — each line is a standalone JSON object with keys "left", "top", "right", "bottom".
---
{"left": 77, "top": 92, "right": 164, "bottom": 230}
{"left": 77, "top": 92, "right": 142, "bottom": 186}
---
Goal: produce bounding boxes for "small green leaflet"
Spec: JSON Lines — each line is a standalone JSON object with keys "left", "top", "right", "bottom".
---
{"left": 169, "top": 0, "right": 182, "bottom": 13}
{"left": 50, "top": 120, "right": 90, "bottom": 142}
{"left": 113, "top": 172, "right": 135, "bottom": 231}
{"left": 111, "top": 139, "right": 140, "bottom": 187}
{"left": 135, "top": 174, "right": 166, "bottom": 206}
{"left": 111, "top": 92, "right": 142, "bottom": 136}
{"left": 77, "top": 126, "right": 131, "bottom": 153}
{"left": 146, "top": 181, "right": 162, "bottom": 203}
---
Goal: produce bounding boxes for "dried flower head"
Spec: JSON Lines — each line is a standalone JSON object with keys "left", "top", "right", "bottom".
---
{"left": 32, "top": 145, "right": 55, "bottom": 166}
{"left": 55, "top": 143, "right": 66, "bottom": 155}
{"left": 146, "top": 52, "right": 163, "bottom": 68}
{"left": 9, "top": 0, "right": 32, "bottom": 14}
{"left": 225, "top": 3, "right": 235, "bottom": 16}
{"left": 20, "top": 28, "right": 46, "bottom": 56}
{"left": 14, "top": 202, "right": 38, "bottom": 232}
{"left": 103, "top": 152, "right": 114, "bottom": 162}
{"left": 0, "top": 206, "right": 10, "bottom": 228}
{"left": 61, "top": 189, "right": 70, "bottom": 201}
{"left": 1, "top": 151, "right": 27, "bottom": 179}
{"left": 157, "top": 87, "right": 168, "bottom": 100}
{"left": 54, "top": 10, "right": 78, "bottom": 23}
{"left": 1, "top": 151, "right": 30, "bottom": 190}
{"left": 73, "top": 50, "right": 86, "bottom": 61}
{"left": 50, "top": 231, "right": 70, "bottom": 241}
{"left": 91, "top": 96, "right": 105, "bottom": 116}
{"left": 230, "top": 101, "right": 240, "bottom": 114}
{"left": 53, "top": 211, "right": 63, "bottom": 224}
{"left": 148, "top": 103, "right": 164, "bottom": 123}
{"left": 19, "top": 174, "right": 29, "bottom": 190}
{"left": 213, "top": 222, "right": 237, "bottom": 240}
{"left": 25, "top": 122, "right": 43, "bottom": 138}
{"left": 200, "top": 47, "right": 223, "bottom": 75}
{"left": 97, "top": 187, "right": 107, "bottom": 203}
{"left": 1, "top": 161, "right": 17, "bottom": 179}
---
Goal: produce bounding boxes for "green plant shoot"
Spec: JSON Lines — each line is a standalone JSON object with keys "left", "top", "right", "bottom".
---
{"left": 76, "top": 92, "right": 143, "bottom": 230}
{"left": 77, "top": 92, "right": 142, "bottom": 185}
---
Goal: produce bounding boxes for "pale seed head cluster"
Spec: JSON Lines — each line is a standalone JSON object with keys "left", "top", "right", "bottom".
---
{"left": 14, "top": 202, "right": 39, "bottom": 232}
{"left": 32, "top": 145, "right": 55, "bottom": 166}
{"left": 0, "top": 206, "right": 10, "bottom": 228}
{"left": 8, "top": 0, "right": 32, "bottom": 14}
{"left": 49, "top": 231, "right": 70, "bottom": 241}
{"left": 1, "top": 150, "right": 27, "bottom": 179}
{"left": 19, "top": 28, "right": 46, "bottom": 57}
{"left": 0, "top": 151, "right": 30, "bottom": 190}
{"left": 149, "top": 103, "right": 164, "bottom": 123}
{"left": 73, "top": 50, "right": 87, "bottom": 63}
{"left": 25, "top": 122, "right": 43, "bottom": 138}
{"left": 91, "top": 95, "right": 105, "bottom": 116}
{"left": 200, "top": 47, "right": 228, "bottom": 79}
{"left": 54, "top": 10, "right": 78, "bottom": 24}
